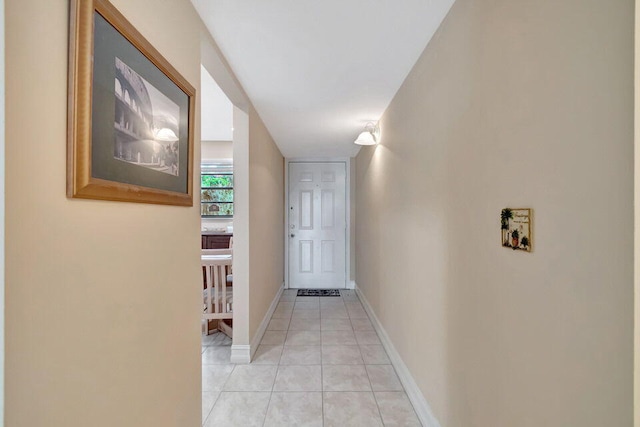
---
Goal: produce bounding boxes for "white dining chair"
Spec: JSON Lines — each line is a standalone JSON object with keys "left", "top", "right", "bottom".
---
{"left": 202, "top": 252, "right": 233, "bottom": 337}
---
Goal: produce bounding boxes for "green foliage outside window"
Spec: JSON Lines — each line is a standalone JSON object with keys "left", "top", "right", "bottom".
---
{"left": 201, "top": 175, "right": 233, "bottom": 188}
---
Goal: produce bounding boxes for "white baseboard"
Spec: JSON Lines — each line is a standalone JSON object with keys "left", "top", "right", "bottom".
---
{"left": 355, "top": 284, "right": 441, "bottom": 427}
{"left": 248, "top": 282, "right": 284, "bottom": 360}
{"left": 230, "top": 345, "right": 250, "bottom": 364}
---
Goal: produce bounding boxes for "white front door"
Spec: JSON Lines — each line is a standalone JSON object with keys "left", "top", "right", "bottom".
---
{"left": 288, "top": 162, "right": 346, "bottom": 289}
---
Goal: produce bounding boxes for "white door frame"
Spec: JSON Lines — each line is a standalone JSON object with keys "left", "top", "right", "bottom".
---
{"left": 284, "top": 158, "right": 351, "bottom": 289}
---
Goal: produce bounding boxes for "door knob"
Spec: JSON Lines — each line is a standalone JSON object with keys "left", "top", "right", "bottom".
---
{"left": 290, "top": 234, "right": 295, "bottom": 238}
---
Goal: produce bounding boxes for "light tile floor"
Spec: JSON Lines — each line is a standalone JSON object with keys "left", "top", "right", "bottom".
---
{"left": 201, "top": 289, "right": 422, "bottom": 426}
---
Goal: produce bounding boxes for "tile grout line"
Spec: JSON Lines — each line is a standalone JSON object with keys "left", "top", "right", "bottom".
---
{"left": 358, "top": 291, "right": 389, "bottom": 426}
{"left": 261, "top": 295, "right": 284, "bottom": 427}
{"left": 202, "top": 390, "right": 220, "bottom": 427}
{"left": 362, "top": 331, "right": 387, "bottom": 426}
{"left": 260, "top": 372, "right": 275, "bottom": 427}
{"left": 371, "top": 388, "right": 388, "bottom": 427}
{"left": 201, "top": 342, "right": 236, "bottom": 426}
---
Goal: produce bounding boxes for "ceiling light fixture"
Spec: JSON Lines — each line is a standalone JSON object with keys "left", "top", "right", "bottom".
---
{"left": 354, "top": 122, "right": 381, "bottom": 145}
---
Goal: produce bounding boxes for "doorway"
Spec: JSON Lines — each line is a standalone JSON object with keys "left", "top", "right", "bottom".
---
{"left": 287, "top": 161, "right": 348, "bottom": 289}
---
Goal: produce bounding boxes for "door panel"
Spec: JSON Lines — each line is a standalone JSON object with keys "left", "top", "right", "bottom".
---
{"left": 289, "top": 162, "right": 346, "bottom": 289}
{"left": 300, "top": 190, "right": 313, "bottom": 229}
{"left": 321, "top": 190, "right": 335, "bottom": 229}
{"left": 299, "top": 240, "right": 313, "bottom": 273}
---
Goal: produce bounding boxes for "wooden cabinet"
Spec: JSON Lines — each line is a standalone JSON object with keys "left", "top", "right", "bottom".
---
{"left": 202, "top": 234, "right": 233, "bottom": 249}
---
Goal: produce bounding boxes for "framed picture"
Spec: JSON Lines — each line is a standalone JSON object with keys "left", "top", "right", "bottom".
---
{"left": 67, "top": 0, "right": 195, "bottom": 206}
{"left": 501, "top": 208, "right": 532, "bottom": 252}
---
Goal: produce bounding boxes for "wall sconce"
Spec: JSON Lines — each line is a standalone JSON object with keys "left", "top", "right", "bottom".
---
{"left": 354, "top": 122, "right": 381, "bottom": 145}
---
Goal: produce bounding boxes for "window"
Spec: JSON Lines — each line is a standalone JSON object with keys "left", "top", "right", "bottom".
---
{"left": 201, "top": 163, "right": 233, "bottom": 217}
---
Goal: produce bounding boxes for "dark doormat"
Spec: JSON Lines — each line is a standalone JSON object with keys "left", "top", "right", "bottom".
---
{"left": 297, "top": 289, "right": 341, "bottom": 297}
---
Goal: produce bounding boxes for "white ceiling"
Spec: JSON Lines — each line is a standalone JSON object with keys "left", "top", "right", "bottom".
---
{"left": 200, "top": 65, "right": 234, "bottom": 141}
{"left": 192, "top": 0, "right": 455, "bottom": 158}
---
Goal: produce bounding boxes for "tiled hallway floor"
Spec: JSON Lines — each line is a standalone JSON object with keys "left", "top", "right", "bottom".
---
{"left": 201, "top": 289, "right": 422, "bottom": 426}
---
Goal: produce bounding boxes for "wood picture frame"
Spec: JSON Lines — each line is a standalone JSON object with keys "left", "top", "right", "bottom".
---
{"left": 68, "top": 0, "right": 195, "bottom": 206}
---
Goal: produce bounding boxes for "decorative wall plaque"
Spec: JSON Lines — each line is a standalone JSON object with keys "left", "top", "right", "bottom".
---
{"left": 501, "top": 208, "right": 532, "bottom": 252}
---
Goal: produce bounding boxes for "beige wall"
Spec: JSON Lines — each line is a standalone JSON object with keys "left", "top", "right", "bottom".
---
{"left": 201, "top": 140, "right": 233, "bottom": 160}
{"left": 230, "top": 106, "right": 250, "bottom": 347}
{"left": 635, "top": 1, "right": 640, "bottom": 425}
{"left": 355, "top": 0, "right": 634, "bottom": 426}
{"left": 6, "top": 0, "right": 203, "bottom": 426}
{"left": 350, "top": 157, "right": 356, "bottom": 281}
{"left": 248, "top": 106, "right": 284, "bottom": 340}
